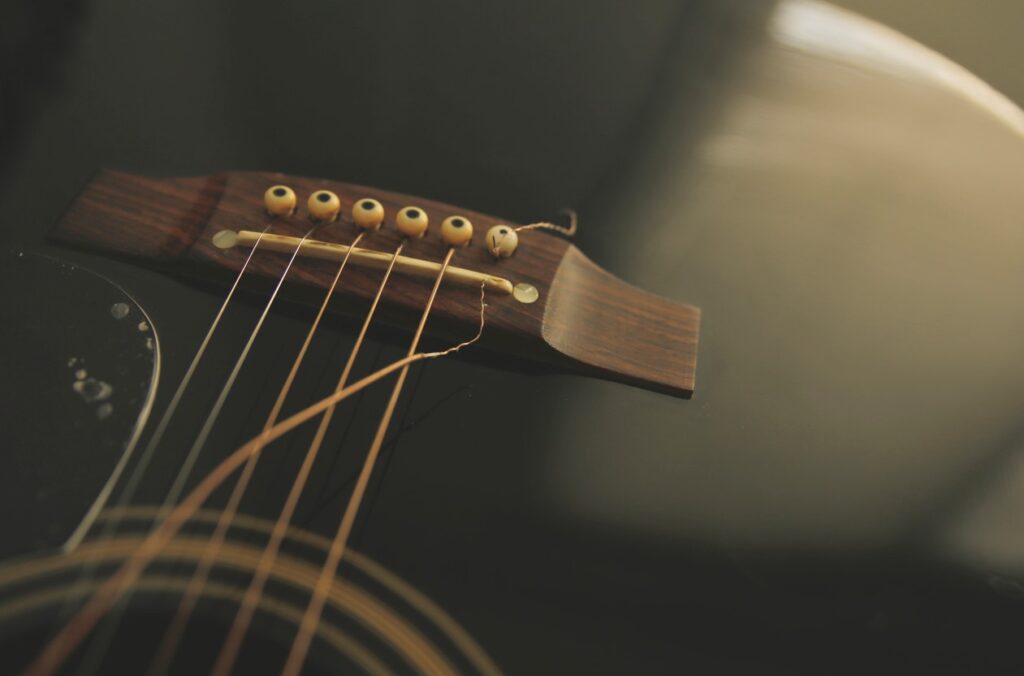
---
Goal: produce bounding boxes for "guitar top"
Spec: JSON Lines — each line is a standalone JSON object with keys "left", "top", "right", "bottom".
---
{"left": 2, "top": 1, "right": 1024, "bottom": 674}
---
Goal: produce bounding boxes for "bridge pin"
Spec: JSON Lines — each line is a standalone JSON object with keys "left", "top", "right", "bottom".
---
{"left": 441, "top": 216, "right": 473, "bottom": 247}
{"left": 307, "top": 190, "right": 341, "bottom": 221}
{"left": 395, "top": 206, "right": 429, "bottom": 238}
{"left": 264, "top": 185, "right": 296, "bottom": 216}
{"left": 485, "top": 225, "right": 518, "bottom": 258}
{"left": 352, "top": 198, "right": 384, "bottom": 230}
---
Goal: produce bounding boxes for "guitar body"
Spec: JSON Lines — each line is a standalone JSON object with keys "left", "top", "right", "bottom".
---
{"left": 2, "top": 1, "right": 1024, "bottom": 673}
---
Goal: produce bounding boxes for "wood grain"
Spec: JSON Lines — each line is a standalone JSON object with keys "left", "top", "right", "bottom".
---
{"left": 49, "top": 170, "right": 700, "bottom": 397}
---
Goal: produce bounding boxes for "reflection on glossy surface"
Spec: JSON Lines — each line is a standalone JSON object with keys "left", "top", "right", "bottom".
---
{"left": 545, "top": 0, "right": 1024, "bottom": 553}
{"left": 3, "top": 0, "right": 1024, "bottom": 671}
{"left": 0, "top": 253, "right": 159, "bottom": 560}
{"left": 774, "top": 1, "right": 1024, "bottom": 136}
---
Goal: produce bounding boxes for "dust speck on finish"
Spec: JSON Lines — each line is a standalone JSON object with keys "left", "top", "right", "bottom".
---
{"left": 110, "top": 302, "right": 130, "bottom": 319}
{"left": 72, "top": 378, "right": 113, "bottom": 403}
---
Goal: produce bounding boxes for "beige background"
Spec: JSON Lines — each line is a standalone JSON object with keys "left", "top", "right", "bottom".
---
{"left": 836, "top": 0, "right": 1024, "bottom": 106}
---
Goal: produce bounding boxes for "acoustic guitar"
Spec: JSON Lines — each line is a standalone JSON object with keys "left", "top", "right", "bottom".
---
{"left": 2, "top": 1, "right": 1023, "bottom": 674}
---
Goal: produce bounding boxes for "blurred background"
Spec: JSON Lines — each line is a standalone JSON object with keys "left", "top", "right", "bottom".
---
{"left": 836, "top": 0, "right": 1024, "bottom": 106}
{"left": 0, "top": 0, "right": 1023, "bottom": 673}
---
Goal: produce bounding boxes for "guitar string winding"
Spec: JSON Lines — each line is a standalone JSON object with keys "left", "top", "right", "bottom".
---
{"left": 515, "top": 208, "right": 578, "bottom": 236}
{"left": 279, "top": 248, "right": 462, "bottom": 676}
{"left": 63, "top": 225, "right": 272, "bottom": 553}
{"left": 145, "top": 230, "right": 368, "bottom": 676}
{"left": 22, "top": 275, "right": 487, "bottom": 676}
{"left": 47, "top": 225, "right": 272, "bottom": 670}
{"left": 491, "top": 208, "right": 577, "bottom": 257}
{"left": 65, "top": 206, "right": 568, "bottom": 557}
{"left": 73, "top": 226, "right": 318, "bottom": 676}
{"left": 160, "top": 225, "right": 321, "bottom": 512}
{"left": 208, "top": 240, "right": 408, "bottom": 676}
{"left": 47, "top": 207, "right": 506, "bottom": 674}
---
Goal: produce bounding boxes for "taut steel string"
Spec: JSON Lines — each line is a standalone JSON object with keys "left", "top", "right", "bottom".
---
{"left": 23, "top": 284, "right": 487, "bottom": 676}
{"left": 49, "top": 225, "right": 272, "bottom": 671}
{"left": 162, "top": 226, "right": 320, "bottom": 511}
{"left": 73, "top": 226, "right": 317, "bottom": 676}
{"left": 210, "top": 241, "right": 407, "bottom": 676}
{"left": 63, "top": 226, "right": 273, "bottom": 552}
{"left": 281, "top": 248, "right": 459, "bottom": 676}
{"left": 146, "top": 230, "right": 368, "bottom": 676}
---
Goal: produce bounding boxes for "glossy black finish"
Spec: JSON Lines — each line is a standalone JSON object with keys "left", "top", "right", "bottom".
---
{"left": 3, "top": 0, "right": 1024, "bottom": 673}
{"left": 0, "top": 253, "right": 156, "bottom": 560}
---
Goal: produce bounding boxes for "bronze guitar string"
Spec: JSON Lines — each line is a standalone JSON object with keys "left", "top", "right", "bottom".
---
{"left": 23, "top": 279, "right": 487, "bottom": 676}
{"left": 515, "top": 208, "right": 578, "bottom": 236}
{"left": 490, "top": 209, "right": 578, "bottom": 257}
{"left": 100, "top": 506, "right": 501, "bottom": 676}
{"left": 41, "top": 199, "right": 506, "bottom": 675}
{"left": 63, "top": 225, "right": 273, "bottom": 553}
{"left": 208, "top": 240, "right": 408, "bottom": 676}
{"left": 22, "top": 166, "right": 587, "bottom": 674}
{"left": 160, "top": 225, "right": 320, "bottom": 512}
{"left": 279, "top": 216, "right": 569, "bottom": 674}
{"left": 16, "top": 573, "right": 394, "bottom": 676}
{"left": 46, "top": 225, "right": 272, "bottom": 665}
{"left": 6, "top": 538, "right": 447, "bottom": 675}
{"left": 145, "top": 230, "right": 369, "bottom": 676}
{"left": 73, "top": 207, "right": 567, "bottom": 674}
{"left": 0, "top": 506, "right": 499, "bottom": 675}
{"left": 72, "top": 226, "right": 319, "bottom": 676}
{"left": 279, "top": 247, "right": 460, "bottom": 676}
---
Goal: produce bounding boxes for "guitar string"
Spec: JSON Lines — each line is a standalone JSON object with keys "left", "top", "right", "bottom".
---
{"left": 63, "top": 225, "right": 273, "bottom": 553}
{"left": 303, "top": 370, "right": 469, "bottom": 521}
{"left": 72, "top": 225, "right": 319, "bottom": 676}
{"left": 280, "top": 247, "right": 460, "bottom": 676}
{"left": 16, "top": 506, "right": 499, "bottom": 676}
{"left": 209, "top": 240, "right": 407, "bottom": 676}
{"left": 6, "top": 537, "right": 445, "bottom": 675}
{"left": 23, "top": 278, "right": 487, "bottom": 676}
{"left": 145, "top": 230, "right": 369, "bottom": 676}
{"left": 72, "top": 213, "right": 566, "bottom": 674}
{"left": 307, "top": 341, "right": 384, "bottom": 513}
{"left": 49, "top": 225, "right": 273, "bottom": 645}
{"left": 515, "top": 208, "right": 578, "bottom": 236}
{"left": 491, "top": 209, "right": 578, "bottom": 254}
{"left": 160, "top": 225, "right": 320, "bottom": 513}
{"left": 351, "top": 362, "right": 429, "bottom": 532}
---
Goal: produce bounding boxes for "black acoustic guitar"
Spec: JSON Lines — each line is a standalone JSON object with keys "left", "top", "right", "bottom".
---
{"left": 2, "top": 1, "right": 1024, "bottom": 674}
